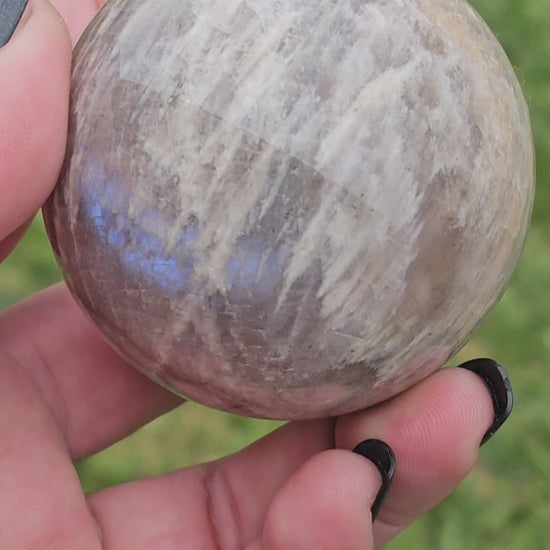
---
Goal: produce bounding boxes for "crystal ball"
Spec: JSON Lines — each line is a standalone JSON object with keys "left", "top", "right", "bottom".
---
{"left": 43, "top": 0, "right": 534, "bottom": 419}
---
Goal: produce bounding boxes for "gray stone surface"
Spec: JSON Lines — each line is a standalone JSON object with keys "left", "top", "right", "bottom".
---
{"left": 44, "top": 0, "right": 534, "bottom": 418}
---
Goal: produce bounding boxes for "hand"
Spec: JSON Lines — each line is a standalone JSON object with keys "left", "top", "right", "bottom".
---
{"left": 0, "top": 2, "right": 509, "bottom": 548}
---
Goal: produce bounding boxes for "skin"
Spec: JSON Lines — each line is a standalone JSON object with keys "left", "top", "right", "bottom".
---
{"left": 0, "top": 1, "right": 497, "bottom": 548}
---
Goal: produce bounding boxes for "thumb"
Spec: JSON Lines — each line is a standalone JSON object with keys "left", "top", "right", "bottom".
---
{"left": 0, "top": 0, "right": 71, "bottom": 248}
{"left": 258, "top": 450, "right": 381, "bottom": 550}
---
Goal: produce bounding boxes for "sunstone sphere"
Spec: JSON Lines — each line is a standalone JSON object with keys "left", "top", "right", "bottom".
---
{"left": 44, "top": 0, "right": 534, "bottom": 419}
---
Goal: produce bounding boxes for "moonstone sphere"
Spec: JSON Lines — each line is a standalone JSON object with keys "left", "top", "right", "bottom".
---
{"left": 43, "top": 0, "right": 534, "bottom": 419}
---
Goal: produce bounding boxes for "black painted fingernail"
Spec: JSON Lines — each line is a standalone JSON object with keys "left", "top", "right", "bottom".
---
{"left": 459, "top": 358, "right": 513, "bottom": 446}
{"left": 353, "top": 439, "right": 396, "bottom": 522}
{"left": 0, "top": 0, "right": 29, "bottom": 48}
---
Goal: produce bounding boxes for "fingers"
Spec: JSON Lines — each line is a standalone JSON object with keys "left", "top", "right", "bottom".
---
{"left": 0, "top": 0, "right": 71, "bottom": 242}
{"left": 335, "top": 366, "right": 498, "bottom": 547}
{"left": 86, "top": 424, "right": 383, "bottom": 550}
{"left": 85, "top": 420, "right": 334, "bottom": 549}
{"left": 207, "top": 419, "right": 336, "bottom": 546}
{"left": 258, "top": 450, "right": 381, "bottom": 550}
{"left": 214, "top": 364, "right": 498, "bottom": 549}
{"left": 205, "top": 364, "right": 498, "bottom": 549}
{"left": 84, "top": 363, "right": 502, "bottom": 549}
{"left": 0, "top": 350, "right": 102, "bottom": 548}
{"left": 0, "top": 0, "right": 108, "bottom": 256}
{"left": 0, "top": 283, "right": 182, "bottom": 461}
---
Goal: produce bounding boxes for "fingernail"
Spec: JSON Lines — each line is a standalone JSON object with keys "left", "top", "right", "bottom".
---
{"left": 0, "top": 0, "right": 29, "bottom": 48}
{"left": 458, "top": 358, "right": 513, "bottom": 446}
{"left": 352, "top": 438, "right": 396, "bottom": 522}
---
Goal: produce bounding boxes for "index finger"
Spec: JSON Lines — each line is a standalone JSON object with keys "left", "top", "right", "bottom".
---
{"left": 0, "top": 0, "right": 71, "bottom": 242}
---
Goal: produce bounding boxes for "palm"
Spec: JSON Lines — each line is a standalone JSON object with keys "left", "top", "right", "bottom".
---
{"left": 0, "top": 1, "right": 495, "bottom": 548}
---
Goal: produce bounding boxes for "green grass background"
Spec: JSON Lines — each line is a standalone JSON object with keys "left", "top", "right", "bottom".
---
{"left": 1, "top": 0, "right": 549, "bottom": 547}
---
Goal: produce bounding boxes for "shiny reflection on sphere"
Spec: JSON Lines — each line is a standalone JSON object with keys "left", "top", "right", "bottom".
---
{"left": 43, "top": 0, "right": 534, "bottom": 419}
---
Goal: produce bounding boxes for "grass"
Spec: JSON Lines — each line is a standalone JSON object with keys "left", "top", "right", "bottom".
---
{"left": 1, "top": 0, "right": 549, "bottom": 547}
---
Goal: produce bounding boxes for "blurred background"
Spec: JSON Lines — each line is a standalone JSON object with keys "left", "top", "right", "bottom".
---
{"left": 1, "top": 0, "right": 549, "bottom": 547}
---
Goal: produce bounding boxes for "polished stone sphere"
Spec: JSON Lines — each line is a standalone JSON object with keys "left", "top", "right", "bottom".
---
{"left": 43, "top": 0, "right": 534, "bottom": 419}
